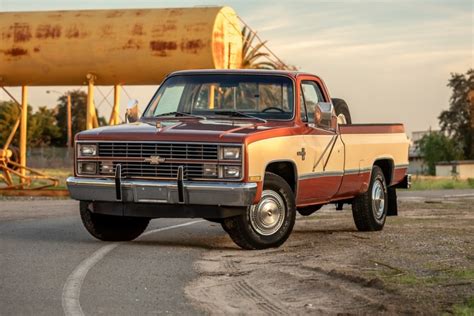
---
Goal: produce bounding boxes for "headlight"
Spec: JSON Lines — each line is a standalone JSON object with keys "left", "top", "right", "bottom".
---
{"left": 202, "top": 164, "right": 218, "bottom": 178}
{"left": 223, "top": 165, "right": 241, "bottom": 178}
{"left": 78, "top": 144, "right": 97, "bottom": 157}
{"left": 100, "top": 161, "right": 114, "bottom": 174}
{"left": 222, "top": 146, "right": 241, "bottom": 160}
{"left": 78, "top": 162, "right": 97, "bottom": 175}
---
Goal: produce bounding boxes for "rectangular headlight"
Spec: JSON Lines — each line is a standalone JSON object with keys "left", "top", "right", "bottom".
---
{"left": 222, "top": 146, "right": 241, "bottom": 160}
{"left": 78, "top": 162, "right": 97, "bottom": 175}
{"left": 202, "top": 164, "right": 218, "bottom": 178}
{"left": 101, "top": 161, "right": 114, "bottom": 174}
{"left": 222, "top": 165, "right": 241, "bottom": 178}
{"left": 78, "top": 144, "right": 97, "bottom": 157}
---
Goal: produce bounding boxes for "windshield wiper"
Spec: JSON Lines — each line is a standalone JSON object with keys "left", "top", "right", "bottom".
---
{"left": 213, "top": 110, "right": 267, "bottom": 123}
{"left": 154, "top": 111, "right": 206, "bottom": 120}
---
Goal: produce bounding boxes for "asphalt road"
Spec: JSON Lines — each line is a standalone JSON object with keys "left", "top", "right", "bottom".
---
{"left": 0, "top": 199, "right": 225, "bottom": 315}
{"left": 1, "top": 189, "right": 473, "bottom": 315}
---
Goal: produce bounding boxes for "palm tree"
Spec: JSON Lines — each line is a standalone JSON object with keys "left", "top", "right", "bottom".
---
{"left": 240, "top": 26, "right": 291, "bottom": 70}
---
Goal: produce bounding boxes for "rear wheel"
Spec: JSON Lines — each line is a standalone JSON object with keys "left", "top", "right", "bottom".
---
{"left": 332, "top": 98, "right": 352, "bottom": 124}
{"left": 222, "top": 172, "right": 296, "bottom": 249}
{"left": 352, "top": 166, "right": 387, "bottom": 231}
{"left": 80, "top": 202, "right": 150, "bottom": 241}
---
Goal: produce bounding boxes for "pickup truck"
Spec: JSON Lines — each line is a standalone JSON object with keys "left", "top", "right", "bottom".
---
{"left": 67, "top": 69, "right": 410, "bottom": 250}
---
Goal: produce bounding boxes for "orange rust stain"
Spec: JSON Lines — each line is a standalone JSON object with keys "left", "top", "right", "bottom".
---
{"left": 149, "top": 40, "right": 177, "bottom": 56}
{"left": 33, "top": 46, "right": 40, "bottom": 52}
{"left": 101, "top": 24, "right": 114, "bottom": 37}
{"left": 66, "top": 25, "right": 88, "bottom": 39}
{"left": 65, "top": 25, "right": 79, "bottom": 38}
{"left": 11, "top": 23, "right": 32, "bottom": 43}
{"left": 151, "top": 23, "right": 177, "bottom": 35}
{"left": 181, "top": 39, "right": 205, "bottom": 54}
{"left": 213, "top": 40, "right": 225, "bottom": 67}
{"left": 184, "top": 22, "right": 208, "bottom": 33}
{"left": 123, "top": 39, "right": 141, "bottom": 49}
{"left": 47, "top": 13, "right": 63, "bottom": 19}
{"left": 169, "top": 9, "right": 183, "bottom": 17}
{"left": 132, "top": 24, "right": 144, "bottom": 36}
{"left": 36, "top": 24, "right": 61, "bottom": 39}
{"left": 106, "top": 10, "right": 124, "bottom": 18}
{"left": 4, "top": 47, "right": 28, "bottom": 56}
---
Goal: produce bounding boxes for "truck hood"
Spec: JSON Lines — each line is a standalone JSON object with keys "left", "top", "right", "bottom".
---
{"left": 76, "top": 119, "right": 296, "bottom": 143}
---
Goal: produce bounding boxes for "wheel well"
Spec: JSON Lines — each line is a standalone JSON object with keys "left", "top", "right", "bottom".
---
{"left": 373, "top": 159, "right": 394, "bottom": 185}
{"left": 265, "top": 161, "right": 297, "bottom": 193}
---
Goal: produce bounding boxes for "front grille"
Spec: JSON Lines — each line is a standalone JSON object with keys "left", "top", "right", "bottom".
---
{"left": 90, "top": 142, "right": 240, "bottom": 180}
{"left": 99, "top": 161, "right": 211, "bottom": 179}
{"left": 98, "top": 142, "right": 219, "bottom": 160}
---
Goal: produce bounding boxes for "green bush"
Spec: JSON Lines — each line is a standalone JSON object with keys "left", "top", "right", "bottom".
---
{"left": 467, "top": 178, "right": 474, "bottom": 188}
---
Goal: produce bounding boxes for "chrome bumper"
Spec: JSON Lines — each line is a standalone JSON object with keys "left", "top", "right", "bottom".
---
{"left": 66, "top": 177, "right": 257, "bottom": 206}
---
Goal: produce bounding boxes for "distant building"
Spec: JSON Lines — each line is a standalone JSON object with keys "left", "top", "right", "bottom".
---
{"left": 408, "top": 130, "right": 439, "bottom": 175}
{"left": 436, "top": 160, "right": 474, "bottom": 179}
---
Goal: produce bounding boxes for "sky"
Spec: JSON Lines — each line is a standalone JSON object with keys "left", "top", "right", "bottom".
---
{"left": 0, "top": 0, "right": 472, "bottom": 136}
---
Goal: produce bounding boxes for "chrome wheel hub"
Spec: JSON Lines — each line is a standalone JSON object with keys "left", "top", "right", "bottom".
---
{"left": 371, "top": 179, "right": 385, "bottom": 220}
{"left": 249, "top": 190, "right": 285, "bottom": 236}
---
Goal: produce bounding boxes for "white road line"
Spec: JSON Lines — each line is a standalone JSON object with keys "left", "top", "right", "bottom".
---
{"left": 62, "top": 220, "right": 204, "bottom": 316}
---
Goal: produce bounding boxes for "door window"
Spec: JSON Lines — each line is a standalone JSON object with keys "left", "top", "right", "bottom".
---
{"left": 300, "top": 81, "right": 325, "bottom": 123}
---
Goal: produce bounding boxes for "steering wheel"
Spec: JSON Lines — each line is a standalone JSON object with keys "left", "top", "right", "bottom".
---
{"left": 261, "top": 107, "right": 285, "bottom": 113}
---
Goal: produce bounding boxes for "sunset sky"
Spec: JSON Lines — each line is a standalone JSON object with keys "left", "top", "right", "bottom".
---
{"left": 0, "top": 0, "right": 472, "bottom": 136}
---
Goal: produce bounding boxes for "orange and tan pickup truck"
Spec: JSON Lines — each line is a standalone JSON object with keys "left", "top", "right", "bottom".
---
{"left": 67, "top": 69, "right": 410, "bottom": 249}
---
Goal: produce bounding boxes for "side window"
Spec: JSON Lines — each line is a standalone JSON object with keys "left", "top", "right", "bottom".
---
{"left": 300, "top": 81, "right": 325, "bottom": 123}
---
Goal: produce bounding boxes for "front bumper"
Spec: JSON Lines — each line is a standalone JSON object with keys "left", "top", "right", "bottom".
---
{"left": 66, "top": 177, "right": 257, "bottom": 206}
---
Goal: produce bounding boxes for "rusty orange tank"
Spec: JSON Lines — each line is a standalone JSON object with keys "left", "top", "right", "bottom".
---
{"left": 0, "top": 7, "right": 242, "bottom": 86}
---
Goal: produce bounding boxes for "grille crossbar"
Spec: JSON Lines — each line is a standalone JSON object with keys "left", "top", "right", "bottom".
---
{"left": 100, "top": 161, "right": 211, "bottom": 179}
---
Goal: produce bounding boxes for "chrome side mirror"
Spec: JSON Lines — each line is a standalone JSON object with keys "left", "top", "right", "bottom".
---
{"left": 314, "top": 102, "right": 336, "bottom": 129}
{"left": 125, "top": 99, "right": 139, "bottom": 123}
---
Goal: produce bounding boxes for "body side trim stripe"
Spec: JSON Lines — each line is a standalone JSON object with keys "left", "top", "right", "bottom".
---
{"left": 299, "top": 164, "right": 407, "bottom": 180}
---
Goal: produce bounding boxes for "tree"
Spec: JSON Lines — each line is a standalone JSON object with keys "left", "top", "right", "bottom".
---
{"left": 0, "top": 100, "right": 34, "bottom": 147}
{"left": 29, "top": 106, "right": 61, "bottom": 147}
{"left": 240, "top": 26, "right": 296, "bottom": 70}
{"left": 417, "top": 132, "right": 463, "bottom": 175}
{"left": 438, "top": 69, "right": 474, "bottom": 159}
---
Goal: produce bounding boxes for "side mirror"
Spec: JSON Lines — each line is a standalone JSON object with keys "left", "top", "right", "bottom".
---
{"left": 314, "top": 102, "right": 336, "bottom": 129}
{"left": 125, "top": 99, "right": 139, "bottom": 123}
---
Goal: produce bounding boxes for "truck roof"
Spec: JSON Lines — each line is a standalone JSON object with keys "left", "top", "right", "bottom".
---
{"left": 168, "top": 69, "right": 318, "bottom": 79}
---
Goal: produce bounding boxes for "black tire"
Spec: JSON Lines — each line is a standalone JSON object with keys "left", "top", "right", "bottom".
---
{"left": 80, "top": 201, "right": 150, "bottom": 241}
{"left": 204, "top": 218, "right": 224, "bottom": 224}
{"left": 332, "top": 98, "right": 352, "bottom": 124}
{"left": 222, "top": 172, "right": 296, "bottom": 250}
{"left": 352, "top": 166, "right": 387, "bottom": 231}
{"left": 298, "top": 204, "right": 323, "bottom": 216}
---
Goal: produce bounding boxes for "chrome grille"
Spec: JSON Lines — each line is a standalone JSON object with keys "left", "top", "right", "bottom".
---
{"left": 99, "top": 161, "right": 211, "bottom": 180}
{"left": 98, "top": 142, "right": 219, "bottom": 160}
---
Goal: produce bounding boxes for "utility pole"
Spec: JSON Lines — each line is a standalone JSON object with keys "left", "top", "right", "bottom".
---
{"left": 67, "top": 94, "right": 72, "bottom": 148}
{"left": 20, "top": 86, "right": 28, "bottom": 183}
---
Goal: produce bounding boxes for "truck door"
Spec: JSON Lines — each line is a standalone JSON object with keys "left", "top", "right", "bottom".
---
{"left": 297, "top": 79, "right": 344, "bottom": 205}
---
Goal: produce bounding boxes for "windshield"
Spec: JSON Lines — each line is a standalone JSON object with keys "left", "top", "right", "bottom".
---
{"left": 143, "top": 74, "right": 294, "bottom": 120}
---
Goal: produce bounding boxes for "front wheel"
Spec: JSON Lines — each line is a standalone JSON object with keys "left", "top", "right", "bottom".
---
{"left": 80, "top": 202, "right": 150, "bottom": 241}
{"left": 222, "top": 172, "right": 296, "bottom": 250}
{"left": 352, "top": 166, "right": 388, "bottom": 231}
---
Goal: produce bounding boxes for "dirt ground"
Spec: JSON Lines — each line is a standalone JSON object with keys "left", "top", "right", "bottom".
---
{"left": 186, "top": 198, "right": 474, "bottom": 315}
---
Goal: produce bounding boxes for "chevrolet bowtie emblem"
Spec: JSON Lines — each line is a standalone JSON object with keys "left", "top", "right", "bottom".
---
{"left": 144, "top": 156, "right": 166, "bottom": 165}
